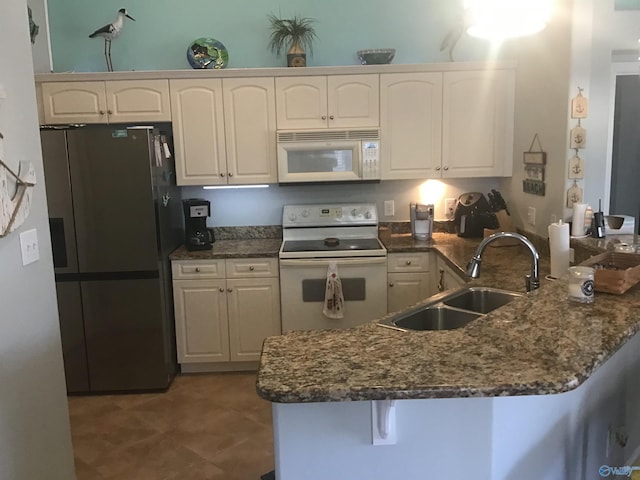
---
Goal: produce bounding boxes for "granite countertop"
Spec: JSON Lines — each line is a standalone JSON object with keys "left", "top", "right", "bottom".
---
{"left": 257, "top": 233, "right": 640, "bottom": 403}
{"left": 170, "top": 239, "right": 281, "bottom": 260}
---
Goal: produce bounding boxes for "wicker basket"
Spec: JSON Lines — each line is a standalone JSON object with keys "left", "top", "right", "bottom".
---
{"left": 579, "top": 252, "right": 640, "bottom": 295}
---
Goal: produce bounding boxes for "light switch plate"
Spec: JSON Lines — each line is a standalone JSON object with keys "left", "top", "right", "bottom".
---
{"left": 384, "top": 200, "right": 394, "bottom": 216}
{"left": 19, "top": 228, "right": 39, "bottom": 266}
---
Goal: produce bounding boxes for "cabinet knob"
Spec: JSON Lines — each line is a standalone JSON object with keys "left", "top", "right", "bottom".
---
{"left": 107, "top": 110, "right": 113, "bottom": 115}
{"left": 227, "top": 288, "right": 233, "bottom": 293}
{"left": 389, "top": 283, "right": 394, "bottom": 287}
{"left": 435, "top": 166, "right": 441, "bottom": 171}
{"left": 405, "top": 260, "right": 412, "bottom": 265}
{"left": 443, "top": 166, "right": 449, "bottom": 171}
{"left": 329, "top": 115, "right": 334, "bottom": 120}
{"left": 228, "top": 172, "right": 233, "bottom": 177}
{"left": 219, "top": 288, "right": 225, "bottom": 292}
{"left": 195, "top": 267, "right": 201, "bottom": 272}
{"left": 321, "top": 115, "right": 327, "bottom": 120}
{"left": 249, "top": 266, "right": 254, "bottom": 271}
{"left": 99, "top": 110, "right": 105, "bottom": 115}
{"left": 220, "top": 173, "right": 225, "bottom": 177}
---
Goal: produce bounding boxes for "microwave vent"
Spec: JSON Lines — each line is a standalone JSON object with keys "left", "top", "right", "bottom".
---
{"left": 277, "top": 129, "right": 380, "bottom": 143}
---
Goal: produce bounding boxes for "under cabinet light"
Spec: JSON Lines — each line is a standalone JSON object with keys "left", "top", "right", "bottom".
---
{"left": 202, "top": 184, "right": 270, "bottom": 190}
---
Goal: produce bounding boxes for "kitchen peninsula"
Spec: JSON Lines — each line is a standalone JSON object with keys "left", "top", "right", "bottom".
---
{"left": 257, "top": 233, "right": 640, "bottom": 480}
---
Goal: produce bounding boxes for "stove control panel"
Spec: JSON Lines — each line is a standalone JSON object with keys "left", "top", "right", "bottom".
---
{"left": 283, "top": 203, "right": 378, "bottom": 227}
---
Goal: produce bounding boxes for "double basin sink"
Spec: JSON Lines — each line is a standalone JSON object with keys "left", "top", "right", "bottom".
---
{"left": 378, "top": 286, "right": 524, "bottom": 332}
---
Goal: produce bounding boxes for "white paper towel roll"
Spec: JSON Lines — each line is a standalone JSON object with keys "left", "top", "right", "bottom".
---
{"left": 571, "top": 203, "right": 588, "bottom": 237}
{"left": 549, "top": 220, "right": 570, "bottom": 279}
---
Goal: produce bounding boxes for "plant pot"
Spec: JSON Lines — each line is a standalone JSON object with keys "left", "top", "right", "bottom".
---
{"left": 287, "top": 42, "right": 306, "bottom": 67}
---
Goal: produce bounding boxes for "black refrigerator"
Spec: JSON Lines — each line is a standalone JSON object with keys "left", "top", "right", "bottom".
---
{"left": 40, "top": 125, "right": 182, "bottom": 394}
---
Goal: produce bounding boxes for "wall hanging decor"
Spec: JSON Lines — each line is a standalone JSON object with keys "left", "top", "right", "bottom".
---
{"left": 566, "top": 87, "right": 588, "bottom": 208}
{"left": 0, "top": 133, "right": 36, "bottom": 237}
{"left": 566, "top": 180, "right": 584, "bottom": 208}
{"left": 523, "top": 133, "right": 546, "bottom": 196}
{"left": 568, "top": 153, "right": 584, "bottom": 179}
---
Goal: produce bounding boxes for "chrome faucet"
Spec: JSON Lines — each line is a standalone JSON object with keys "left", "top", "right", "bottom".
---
{"left": 466, "top": 232, "right": 540, "bottom": 292}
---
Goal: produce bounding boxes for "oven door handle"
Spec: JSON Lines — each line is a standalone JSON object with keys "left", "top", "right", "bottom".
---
{"left": 279, "top": 257, "right": 387, "bottom": 267}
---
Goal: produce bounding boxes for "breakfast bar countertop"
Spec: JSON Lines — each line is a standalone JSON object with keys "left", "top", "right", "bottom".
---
{"left": 256, "top": 233, "right": 640, "bottom": 403}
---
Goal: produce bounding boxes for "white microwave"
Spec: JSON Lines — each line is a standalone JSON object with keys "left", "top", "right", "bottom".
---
{"left": 276, "top": 129, "right": 380, "bottom": 183}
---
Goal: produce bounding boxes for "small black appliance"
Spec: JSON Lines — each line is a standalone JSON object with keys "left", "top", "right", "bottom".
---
{"left": 453, "top": 192, "right": 496, "bottom": 238}
{"left": 183, "top": 199, "right": 214, "bottom": 250}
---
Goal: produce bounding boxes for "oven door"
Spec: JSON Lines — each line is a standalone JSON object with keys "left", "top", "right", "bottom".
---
{"left": 279, "top": 257, "right": 387, "bottom": 332}
{"left": 277, "top": 140, "right": 362, "bottom": 183}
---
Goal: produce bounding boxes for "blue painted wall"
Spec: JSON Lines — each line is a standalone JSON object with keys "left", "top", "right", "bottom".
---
{"left": 47, "top": 0, "right": 502, "bottom": 72}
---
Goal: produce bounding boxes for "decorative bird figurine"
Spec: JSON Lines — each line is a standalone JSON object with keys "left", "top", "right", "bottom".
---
{"left": 440, "top": 13, "right": 468, "bottom": 62}
{"left": 89, "top": 8, "right": 135, "bottom": 72}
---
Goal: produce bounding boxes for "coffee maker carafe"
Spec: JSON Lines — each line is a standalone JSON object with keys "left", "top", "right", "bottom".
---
{"left": 410, "top": 203, "right": 434, "bottom": 241}
{"left": 182, "top": 199, "right": 214, "bottom": 251}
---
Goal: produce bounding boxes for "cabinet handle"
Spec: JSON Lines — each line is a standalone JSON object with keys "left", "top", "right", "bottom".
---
{"left": 249, "top": 266, "right": 254, "bottom": 271}
{"left": 219, "top": 288, "right": 225, "bottom": 292}
{"left": 438, "top": 268, "right": 445, "bottom": 292}
{"left": 329, "top": 115, "right": 334, "bottom": 120}
{"left": 228, "top": 172, "right": 233, "bottom": 177}
{"left": 389, "top": 283, "right": 394, "bottom": 287}
{"left": 443, "top": 166, "right": 449, "bottom": 171}
{"left": 405, "top": 260, "right": 412, "bottom": 265}
{"left": 195, "top": 267, "right": 201, "bottom": 273}
{"left": 321, "top": 115, "right": 327, "bottom": 120}
{"left": 227, "top": 288, "right": 233, "bottom": 293}
{"left": 220, "top": 173, "right": 226, "bottom": 177}
{"left": 435, "top": 166, "right": 441, "bottom": 171}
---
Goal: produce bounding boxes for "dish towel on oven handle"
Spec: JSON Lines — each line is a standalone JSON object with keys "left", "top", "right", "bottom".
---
{"left": 323, "top": 261, "right": 344, "bottom": 319}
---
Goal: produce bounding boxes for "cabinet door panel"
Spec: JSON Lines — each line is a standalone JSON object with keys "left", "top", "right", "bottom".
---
{"left": 387, "top": 272, "right": 435, "bottom": 313}
{"left": 275, "top": 77, "right": 327, "bottom": 129}
{"left": 41, "top": 82, "right": 107, "bottom": 124}
{"left": 442, "top": 70, "right": 514, "bottom": 178}
{"left": 106, "top": 80, "right": 171, "bottom": 122}
{"left": 380, "top": 73, "right": 443, "bottom": 179}
{"left": 170, "top": 79, "right": 226, "bottom": 185}
{"left": 173, "top": 280, "right": 229, "bottom": 363}
{"left": 223, "top": 78, "right": 277, "bottom": 184}
{"left": 328, "top": 75, "right": 379, "bottom": 128}
{"left": 227, "top": 278, "right": 281, "bottom": 362}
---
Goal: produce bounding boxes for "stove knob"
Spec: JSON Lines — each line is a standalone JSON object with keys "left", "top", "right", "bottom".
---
{"left": 351, "top": 208, "right": 358, "bottom": 217}
{"left": 364, "top": 211, "right": 372, "bottom": 219}
{"left": 287, "top": 212, "right": 297, "bottom": 221}
{"left": 301, "top": 209, "right": 310, "bottom": 218}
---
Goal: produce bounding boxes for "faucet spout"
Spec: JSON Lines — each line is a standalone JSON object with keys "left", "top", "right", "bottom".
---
{"left": 466, "top": 232, "right": 540, "bottom": 292}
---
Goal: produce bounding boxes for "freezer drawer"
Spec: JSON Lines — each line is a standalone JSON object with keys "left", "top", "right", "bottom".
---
{"left": 81, "top": 277, "right": 171, "bottom": 392}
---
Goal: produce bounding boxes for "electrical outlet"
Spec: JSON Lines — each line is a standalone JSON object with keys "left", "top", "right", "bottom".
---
{"left": 527, "top": 206, "right": 536, "bottom": 225}
{"left": 384, "top": 200, "right": 395, "bottom": 216}
{"left": 19, "top": 228, "right": 39, "bottom": 266}
{"left": 444, "top": 198, "right": 456, "bottom": 220}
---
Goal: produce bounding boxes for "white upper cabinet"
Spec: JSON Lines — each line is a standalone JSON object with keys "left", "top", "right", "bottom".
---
{"left": 41, "top": 80, "right": 171, "bottom": 124}
{"left": 223, "top": 77, "right": 277, "bottom": 184}
{"left": 442, "top": 69, "right": 515, "bottom": 178}
{"left": 275, "top": 75, "right": 379, "bottom": 129}
{"left": 380, "top": 73, "right": 443, "bottom": 180}
{"left": 170, "top": 79, "right": 227, "bottom": 185}
{"left": 170, "top": 78, "right": 277, "bottom": 186}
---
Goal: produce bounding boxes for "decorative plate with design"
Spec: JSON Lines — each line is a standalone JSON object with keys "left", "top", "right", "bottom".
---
{"left": 187, "top": 38, "right": 229, "bottom": 69}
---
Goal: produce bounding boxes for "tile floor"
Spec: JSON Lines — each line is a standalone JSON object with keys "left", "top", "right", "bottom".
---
{"left": 67, "top": 372, "right": 274, "bottom": 480}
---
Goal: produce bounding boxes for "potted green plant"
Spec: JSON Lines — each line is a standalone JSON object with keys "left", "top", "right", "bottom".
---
{"left": 267, "top": 14, "right": 317, "bottom": 67}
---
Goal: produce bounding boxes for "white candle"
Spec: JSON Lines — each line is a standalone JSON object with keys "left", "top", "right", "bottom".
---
{"left": 568, "top": 283, "right": 584, "bottom": 299}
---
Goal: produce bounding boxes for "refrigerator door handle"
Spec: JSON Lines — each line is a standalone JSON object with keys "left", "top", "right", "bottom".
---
{"left": 49, "top": 217, "right": 68, "bottom": 269}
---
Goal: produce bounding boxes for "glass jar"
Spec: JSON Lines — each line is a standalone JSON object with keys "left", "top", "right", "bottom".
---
{"left": 567, "top": 266, "right": 595, "bottom": 303}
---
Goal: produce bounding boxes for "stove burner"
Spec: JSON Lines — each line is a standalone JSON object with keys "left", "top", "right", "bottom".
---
{"left": 324, "top": 237, "right": 339, "bottom": 247}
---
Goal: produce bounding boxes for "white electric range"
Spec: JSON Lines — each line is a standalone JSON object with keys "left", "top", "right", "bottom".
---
{"left": 279, "top": 203, "right": 388, "bottom": 332}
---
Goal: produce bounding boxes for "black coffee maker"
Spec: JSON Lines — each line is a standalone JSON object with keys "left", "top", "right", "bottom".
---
{"left": 182, "top": 199, "right": 214, "bottom": 251}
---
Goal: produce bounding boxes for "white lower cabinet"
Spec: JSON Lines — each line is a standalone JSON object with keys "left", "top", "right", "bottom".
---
{"left": 172, "top": 258, "right": 281, "bottom": 371}
{"left": 435, "top": 254, "right": 467, "bottom": 293}
{"left": 387, "top": 252, "right": 436, "bottom": 313}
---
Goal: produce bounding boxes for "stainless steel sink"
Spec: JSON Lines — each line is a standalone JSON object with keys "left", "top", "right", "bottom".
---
{"left": 378, "top": 286, "right": 524, "bottom": 332}
{"left": 442, "top": 287, "right": 523, "bottom": 314}
{"left": 392, "top": 306, "right": 481, "bottom": 331}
